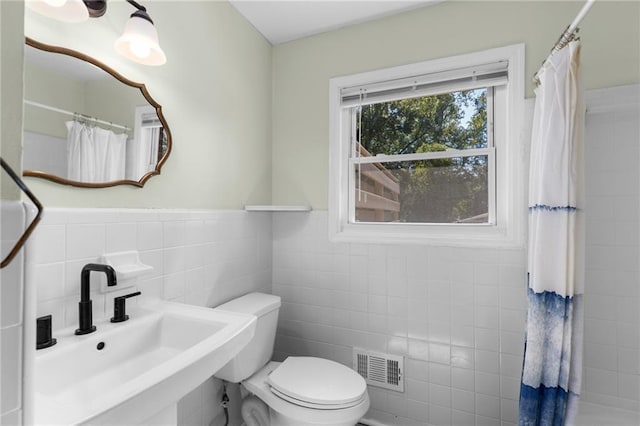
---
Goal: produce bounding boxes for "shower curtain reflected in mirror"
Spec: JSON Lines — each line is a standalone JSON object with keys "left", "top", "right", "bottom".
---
{"left": 66, "top": 120, "right": 128, "bottom": 183}
{"left": 127, "top": 125, "right": 161, "bottom": 181}
{"left": 519, "top": 39, "right": 585, "bottom": 426}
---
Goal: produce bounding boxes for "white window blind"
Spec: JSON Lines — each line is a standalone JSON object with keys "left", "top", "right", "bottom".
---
{"left": 141, "top": 112, "right": 162, "bottom": 128}
{"left": 340, "top": 61, "right": 508, "bottom": 107}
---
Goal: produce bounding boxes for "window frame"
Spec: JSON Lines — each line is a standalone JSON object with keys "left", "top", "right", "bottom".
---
{"left": 328, "top": 44, "right": 526, "bottom": 247}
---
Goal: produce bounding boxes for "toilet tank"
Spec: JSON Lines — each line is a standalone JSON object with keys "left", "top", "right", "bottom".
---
{"left": 213, "top": 292, "right": 281, "bottom": 382}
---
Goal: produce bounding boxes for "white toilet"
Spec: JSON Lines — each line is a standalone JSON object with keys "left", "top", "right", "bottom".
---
{"left": 214, "top": 292, "right": 370, "bottom": 426}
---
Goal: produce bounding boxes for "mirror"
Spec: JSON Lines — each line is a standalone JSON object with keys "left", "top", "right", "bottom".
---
{"left": 22, "top": 38, "right": 172, "bottom": 188}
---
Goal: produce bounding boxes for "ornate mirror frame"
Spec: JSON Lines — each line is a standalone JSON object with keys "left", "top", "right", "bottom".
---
{"left": 23, "top": 37, "right": 172, "bottom": 188}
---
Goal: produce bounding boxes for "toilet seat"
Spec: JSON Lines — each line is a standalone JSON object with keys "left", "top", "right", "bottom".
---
{"left": 243, "top": 360, "right": 370, "bottom": 426}
{"left": 267, "top": 357, "right": 367, "bottom": 410}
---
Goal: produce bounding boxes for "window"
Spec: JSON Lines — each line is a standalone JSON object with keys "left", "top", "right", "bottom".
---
{"left": 329, "top": 45, "right": 525, "bottom": 247}
{"left": 126, "top": 105, "right": 167, "bottom": 181}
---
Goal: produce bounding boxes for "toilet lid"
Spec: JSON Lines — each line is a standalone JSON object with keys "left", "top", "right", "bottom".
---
{"left": 267, "top": 357, "right": 367, "bottom": 408}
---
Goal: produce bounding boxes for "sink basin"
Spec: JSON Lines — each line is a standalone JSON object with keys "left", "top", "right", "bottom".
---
{"left": 33, "top": 300, "right": 256, "bottom": 425}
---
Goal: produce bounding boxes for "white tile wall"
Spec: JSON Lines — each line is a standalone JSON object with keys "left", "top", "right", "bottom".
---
{"left": 272, "top": 210, "right": 527, "bottom": 426}
{"left": 27, "top": 208, "right": 272, "bottom": 332}
{"left": 1, "top": 201, "right": 26, "bottom": 423}
{"left": 582, "top": 85, "right": 640, "bottom": 412}
{"left": 24, "top": 207, "right": 272, "bottom": 426}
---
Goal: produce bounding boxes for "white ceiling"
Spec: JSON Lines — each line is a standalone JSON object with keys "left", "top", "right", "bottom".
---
{"left": 228, "top": 0, "right": 444, "bottom": 45}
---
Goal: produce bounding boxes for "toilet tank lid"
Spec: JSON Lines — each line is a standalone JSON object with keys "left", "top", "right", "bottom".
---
{"left": 215, "top": 292, "right": 281, "bottom": 317}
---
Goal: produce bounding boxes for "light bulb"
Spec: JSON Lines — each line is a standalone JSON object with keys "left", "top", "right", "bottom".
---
{"left": 43, "top": 0, "right": 67, "bottom": 7}
{"left": 26, "top": 0, "right": 88, "bottom": 22}
{"left": 129, "top": 40, "right": 151, "bottom": 59}
{"left": 114, "top": 15, "right": 166, "bottom": 65}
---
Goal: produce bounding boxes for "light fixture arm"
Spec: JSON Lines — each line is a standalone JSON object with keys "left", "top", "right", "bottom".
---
{"left": 126, "top": 0, "right": 146, "bottom": 11}
{"left": 83, "top": 0, "right": 107, "bottom": 18}
{"left": 126, "top": 0, "right": 153, "bottom": 24}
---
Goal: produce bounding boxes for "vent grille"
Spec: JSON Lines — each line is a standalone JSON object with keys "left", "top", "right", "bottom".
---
{"left": 353, "top": 348, "right": 404, "bottom": 392}
{"left": 357, "top": 353, "right": 368, "bottom": 379}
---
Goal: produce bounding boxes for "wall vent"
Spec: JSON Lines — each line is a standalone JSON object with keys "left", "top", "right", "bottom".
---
{"left": 353, "top": 348, "right": 404, "bottom": 392}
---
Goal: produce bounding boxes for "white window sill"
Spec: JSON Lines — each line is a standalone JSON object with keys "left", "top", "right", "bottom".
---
{"left": 244, "top": 205, "right": 312, "bottom": 212}
{"left": 329, "top": 222, "right": 524, "bottom": 248}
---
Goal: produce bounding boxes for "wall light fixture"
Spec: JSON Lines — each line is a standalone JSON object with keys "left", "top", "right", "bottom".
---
{"left": 26, "top": 0, "right": 166, "bottom": 66}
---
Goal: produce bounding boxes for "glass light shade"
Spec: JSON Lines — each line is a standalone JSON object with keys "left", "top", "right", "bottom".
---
{"left": 26, "top": 0, "right": 89, "bottom": 23}
{"left": 114, "top": 16, "right": 166, "bottom": 66}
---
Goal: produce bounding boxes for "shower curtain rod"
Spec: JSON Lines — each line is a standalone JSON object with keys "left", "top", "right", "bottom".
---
{"left": 24, "top": 100, "right": 132, "bottom": 132}
{"left": 551, "top": 0, "right": 595, "bottom": 53}
{"left": 534, "top": 0, "right": 595, "bottom": 86}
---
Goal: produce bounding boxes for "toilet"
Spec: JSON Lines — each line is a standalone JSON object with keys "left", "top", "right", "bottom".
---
{"left": 214, "top": 292, "right": 370, "bottom": 426}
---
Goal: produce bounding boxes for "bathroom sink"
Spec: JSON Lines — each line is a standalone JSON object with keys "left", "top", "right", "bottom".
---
{"left": 33, "top": 300, "right": 256, "bottom": 425}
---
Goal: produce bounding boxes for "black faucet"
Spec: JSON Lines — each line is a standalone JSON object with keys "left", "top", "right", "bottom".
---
{"left": 75, "top": 263, "right": 117, "bottom": 335}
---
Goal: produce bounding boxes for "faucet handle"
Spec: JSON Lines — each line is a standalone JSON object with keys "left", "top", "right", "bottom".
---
{"left": 36, "top": 315, "right": 57, "bottom": 350}
{"left": 110, "top": 291, "right": 141, "bottom": 323}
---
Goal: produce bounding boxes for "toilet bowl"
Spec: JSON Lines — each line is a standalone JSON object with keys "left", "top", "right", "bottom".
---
{"left": 214, "top": 292, "right": 370, "bottom": 426}
{"left": 243, "top": 359, "right": 370, "bottom": 426}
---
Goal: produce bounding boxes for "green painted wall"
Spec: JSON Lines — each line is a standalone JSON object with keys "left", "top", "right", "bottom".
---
{"left": 9, "top": 1, "right": 640, "bottom": 209}
{"left": 1, "top": 1, "right": 24, "bottom": 201}
{"left": 271, "top": 1, "right": 640, "bottom": 208}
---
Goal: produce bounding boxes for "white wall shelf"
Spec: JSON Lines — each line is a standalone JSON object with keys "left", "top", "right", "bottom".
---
{"left": 101, "top": 251, "right": 153, "bottom": 290}
{"left": 244, "top": 205, "right": 312, "bottom": 212}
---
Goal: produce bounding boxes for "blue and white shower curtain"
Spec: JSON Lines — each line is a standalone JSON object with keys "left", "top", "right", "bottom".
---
{"left": 519, "top": 40, "right": 585, "bottom": 426}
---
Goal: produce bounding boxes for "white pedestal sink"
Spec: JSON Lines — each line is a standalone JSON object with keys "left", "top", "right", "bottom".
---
{"left": 32, "top": 300, "right": 256, "bottom": 425}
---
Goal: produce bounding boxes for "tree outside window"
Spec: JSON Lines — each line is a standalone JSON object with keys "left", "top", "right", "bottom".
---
{"left": 353, "top": 89, "right": 491, "bottom": 224}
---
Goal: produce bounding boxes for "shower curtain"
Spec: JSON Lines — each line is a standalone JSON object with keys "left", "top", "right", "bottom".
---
{"left": 519, "top": 39, "right": 585, "bottom": 426}
{"left": 66, "top": 121, "right": 127, "bottom": 182}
